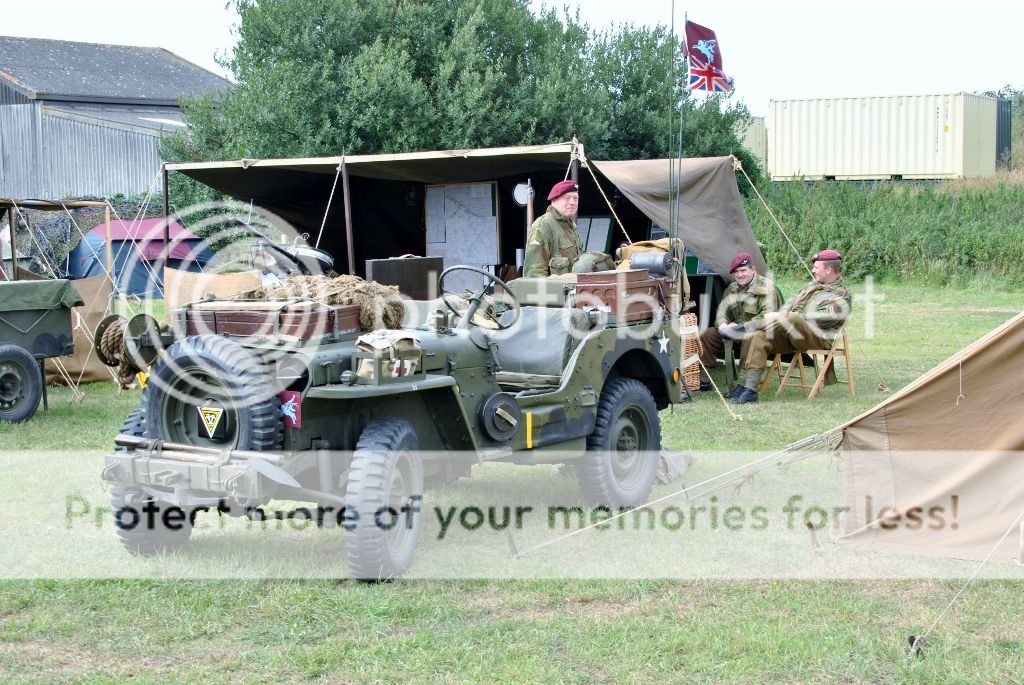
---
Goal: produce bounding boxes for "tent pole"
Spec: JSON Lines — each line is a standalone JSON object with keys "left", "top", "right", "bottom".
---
{"left": 570, "top": 138, "right": 579, "bottom": 184}
{"left": 525, "top": 179, "right": 534, "bottom": 242}
{"left": 162, "top": 164, "right": 170, "bottom": 286}
{"left": 341, "top": 157, "right": 355, "bottom": 276}
{"left": 104, "top": 205, "right": 113, "bottom": 276}
{"left": 6, "top": 208, "right": 15, "bottom": 282}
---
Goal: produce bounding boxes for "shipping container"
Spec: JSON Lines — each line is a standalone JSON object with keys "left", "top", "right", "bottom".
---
{"left": 996, "top": 98, "right": 1012, "bottom": 169}
{"left": 768, "top": 93, "right": 998, "bottom": 180}
{"left": 735, "top": 116, "right": 767, "bottom": 174}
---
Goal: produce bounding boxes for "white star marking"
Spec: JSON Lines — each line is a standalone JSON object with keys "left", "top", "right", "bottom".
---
{"left": 657, "top": 335, "right": 670, "bottom": 354}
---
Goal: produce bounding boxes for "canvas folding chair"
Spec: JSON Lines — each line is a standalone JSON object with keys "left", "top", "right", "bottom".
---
{"left": 758, "top": 328, "right": 855, "bottom": 399}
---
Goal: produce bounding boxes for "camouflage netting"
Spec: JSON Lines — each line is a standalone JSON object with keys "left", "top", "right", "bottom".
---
{"left": 232, "top": 275, "right": 405, "bottom": 331}
{"left": 6, "top": 196, "right": 160, "bottom": 277}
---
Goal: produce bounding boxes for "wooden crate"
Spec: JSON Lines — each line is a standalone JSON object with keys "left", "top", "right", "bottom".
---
{"left": 180, "top": 301, "right": 361, "bottom": 340}
{"left": 574, "top": 269, "right": 662, "bottom": 322}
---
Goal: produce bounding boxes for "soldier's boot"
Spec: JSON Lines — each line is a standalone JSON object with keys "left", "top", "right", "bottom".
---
{"left": 731, "top": 371, "right": 761, "bottom": 405}
{"left": 723, "top": 384, "right": 742, "bottom": 399}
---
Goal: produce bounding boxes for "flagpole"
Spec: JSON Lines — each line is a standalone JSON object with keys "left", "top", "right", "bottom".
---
{"left": 673, "top": 9, "right": 687, "bottom": 307}
{"left": 668, "top": 5, "right": 682, "bottom": 265}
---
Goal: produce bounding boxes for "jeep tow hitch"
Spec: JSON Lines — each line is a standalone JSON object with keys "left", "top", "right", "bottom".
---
{"left": 112, "top": 435, "right": 299, "bottom": 487}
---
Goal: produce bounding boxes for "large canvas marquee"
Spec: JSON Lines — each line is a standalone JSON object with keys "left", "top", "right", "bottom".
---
{"left": 167, "top": 143, "right": 765, "bottom": 279}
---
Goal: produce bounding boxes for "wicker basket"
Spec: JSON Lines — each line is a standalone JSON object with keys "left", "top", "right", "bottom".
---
{"left": 681, "top": 313, "right": 701, "bottom": 392}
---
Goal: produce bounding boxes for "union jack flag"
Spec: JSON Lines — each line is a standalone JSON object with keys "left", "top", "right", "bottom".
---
{"left": 684, "top": 20, "right": 734, "bottom": 93}
{"left": 687, "top": 56, "right": 734, "bottom": 93}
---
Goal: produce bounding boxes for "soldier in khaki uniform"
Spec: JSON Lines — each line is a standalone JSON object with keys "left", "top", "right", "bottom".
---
{"left": 523, "top": 180, "right": 584, "bottom": 277}
{"left": 733, "top": 249, "right": 852, "bottom": 404}
{"left": 698, "top": 252, "right": 783, "bottom": 397}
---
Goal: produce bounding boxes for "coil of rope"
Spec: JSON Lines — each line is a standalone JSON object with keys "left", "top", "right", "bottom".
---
{"left": 99, "top": 318, "right": 141, "bottom": 389}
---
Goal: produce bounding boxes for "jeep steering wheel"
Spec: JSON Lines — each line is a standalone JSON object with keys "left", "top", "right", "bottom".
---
{"left": 438, "top": 266, "right": 520, "bottom": 330}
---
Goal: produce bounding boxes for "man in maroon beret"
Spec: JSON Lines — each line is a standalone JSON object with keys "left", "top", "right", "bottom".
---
{"left": 698, "top": 251, "right": 783, "bottom": 397}
{"left": 732, "top": 249, "right": 852, "bottom": 404}
{"left": 523, "top": 180, "right": 584, "bottom": 277}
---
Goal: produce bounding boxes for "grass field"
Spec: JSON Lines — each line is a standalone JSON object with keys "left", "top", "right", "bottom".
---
{"left": 1, "top": 281, "right": 1023, "bottom": 683}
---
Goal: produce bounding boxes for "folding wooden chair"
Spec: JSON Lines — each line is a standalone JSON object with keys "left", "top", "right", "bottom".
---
{"left": 758, "top": 328, "right": 855, "bottom": 399}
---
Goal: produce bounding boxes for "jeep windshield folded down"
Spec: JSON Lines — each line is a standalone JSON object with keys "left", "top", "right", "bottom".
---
{"left": 103, "top": 264, "right": 697, "bottom": 579}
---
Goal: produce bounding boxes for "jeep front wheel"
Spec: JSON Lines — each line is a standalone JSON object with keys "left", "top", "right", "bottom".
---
{"left": 578, "top": 378, "right": 661, "bottom": 507}
{"left": 344, "top": 418, "right": 424, "bottom": 581}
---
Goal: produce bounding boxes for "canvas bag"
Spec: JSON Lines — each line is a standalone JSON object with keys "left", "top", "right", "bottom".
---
{"left": 355, "top": 330, "right": 420, "bottom": 379}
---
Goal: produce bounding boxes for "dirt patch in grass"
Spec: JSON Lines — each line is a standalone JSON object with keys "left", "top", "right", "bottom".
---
{"left": 0, "top": 636, "right": 250, "bottom": 682}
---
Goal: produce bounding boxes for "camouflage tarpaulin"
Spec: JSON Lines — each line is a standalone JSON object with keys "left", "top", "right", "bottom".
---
{"left": 0, "top": 279, "right": 84, "bottom": 312}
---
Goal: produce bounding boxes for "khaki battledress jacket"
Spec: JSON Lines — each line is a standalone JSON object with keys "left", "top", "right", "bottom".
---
{"left": 523, "top": 206, "right": 583, "bottom": 277}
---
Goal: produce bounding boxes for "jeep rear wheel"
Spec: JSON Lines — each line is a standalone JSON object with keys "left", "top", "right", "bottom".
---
{"left": 110, "top": 409, "right": 196, "bottom": 555}
{"left": 578, "top": 378, "right": 660, "bottom": 507}
{"left": 110, "top": 485, "right": 195, "bottom": 555}
{"left": 144, "top": 335, "right": 282, "bottom": 450}
{"left": 345, "top": 418, "right": 424, "bottom": 581}
{"left": 0, "top": 344, "right": 42, "bottom": 424}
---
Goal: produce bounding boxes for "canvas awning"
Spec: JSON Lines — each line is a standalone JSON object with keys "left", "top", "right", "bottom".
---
{"left": 167, "top": 142, "right": 580, "bottom": 194}
{"left": 590, "top": 157, "right": 765, "bottom": 276}
{"left": 166, "top": 144, "right": 763, "bottom": 279}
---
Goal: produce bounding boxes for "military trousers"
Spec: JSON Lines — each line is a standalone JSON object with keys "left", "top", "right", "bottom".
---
{"left": 698, "top": 326, "right": 753, "bottom": 370}
{"left": 741, "top": 313, "right": 833, "bottom": 373}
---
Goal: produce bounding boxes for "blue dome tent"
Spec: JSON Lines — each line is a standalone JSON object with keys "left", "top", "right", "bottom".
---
{"left": 67, "top": 218, "right": 211, "bottom": 296}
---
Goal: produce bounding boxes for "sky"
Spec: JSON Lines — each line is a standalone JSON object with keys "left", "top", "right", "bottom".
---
{"left": 3, "top": 0, "right": 1021, "bottom": 117}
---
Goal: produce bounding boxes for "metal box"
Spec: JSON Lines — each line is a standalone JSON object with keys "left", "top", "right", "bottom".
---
{"left": 768, "top": 93, "right": 998, "bottom": 180}
{"left": 575, "top": 269, "right": 660, "bottom": 322}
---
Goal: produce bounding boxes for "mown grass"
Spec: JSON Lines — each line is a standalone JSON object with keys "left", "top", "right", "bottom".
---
{"left": 1, "top": 282, "right": 1022, "bottom": 683}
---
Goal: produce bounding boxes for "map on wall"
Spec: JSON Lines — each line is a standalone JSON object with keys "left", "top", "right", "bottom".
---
{"left": 426, "top": 183, "right": 498, "bottom": 263}
{"left": 578, "top": 216, "right": 612, "bottom": 253}
{"left": 426, "top": 183, "right": 498, "bottom": 292}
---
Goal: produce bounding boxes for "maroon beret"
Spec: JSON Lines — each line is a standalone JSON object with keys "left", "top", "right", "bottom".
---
{"left": 547, "top": 180, "right": 579, "bottom": 201}
{"left": 728, "top": 252, "right": 753, "bottom": 273}
{"left": 812, "top": 249, "right": 842, "bottom": 262}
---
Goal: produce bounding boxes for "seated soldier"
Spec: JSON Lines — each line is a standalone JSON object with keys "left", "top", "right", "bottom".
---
{"left": 733, "top": 249, "right": 852, "bottom": 404}
{"left": 698, "top": 252, "right": 782, "bottom": 397}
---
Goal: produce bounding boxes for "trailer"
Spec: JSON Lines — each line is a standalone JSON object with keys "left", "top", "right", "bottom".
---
{"left": 0, "top": 279, "right": 83, "bottom": 422}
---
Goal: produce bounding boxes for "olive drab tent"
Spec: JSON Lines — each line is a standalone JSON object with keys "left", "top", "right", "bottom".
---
{"left": 834, "top": 310, "right": 1024, "bottom": 562}
{"left": 166, "top": 144, "right": 764, "bottom": 282}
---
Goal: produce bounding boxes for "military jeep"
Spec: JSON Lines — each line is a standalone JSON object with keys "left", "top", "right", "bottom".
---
{"left": 102, "top": 265, "right": 693, "bottom": 579}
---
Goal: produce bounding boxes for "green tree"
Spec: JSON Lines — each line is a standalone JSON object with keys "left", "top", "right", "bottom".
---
{"left": 162, "top": 0, "right": 762, "bottom": 185}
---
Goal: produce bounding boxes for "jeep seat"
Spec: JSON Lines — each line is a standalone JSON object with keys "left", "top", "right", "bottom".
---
{"left": 486, "top": 306, "right": 590, "bottom": 389}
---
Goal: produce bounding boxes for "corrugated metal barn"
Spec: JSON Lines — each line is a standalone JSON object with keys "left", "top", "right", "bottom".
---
{"left": 0, "top": 36, "right": 230, "bottom": 198}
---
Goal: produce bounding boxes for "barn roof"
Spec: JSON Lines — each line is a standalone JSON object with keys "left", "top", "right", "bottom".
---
{"left": 0, "top": 36, "right": 231, "bottom": 105}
